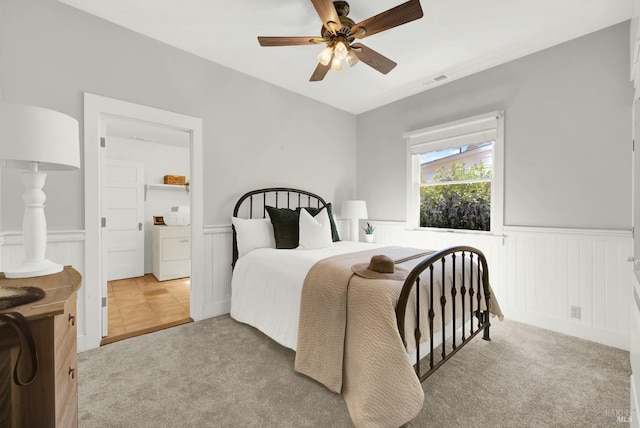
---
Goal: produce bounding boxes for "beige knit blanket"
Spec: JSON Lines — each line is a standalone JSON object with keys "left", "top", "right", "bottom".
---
{"left": 295, "top": 246, "right": 503, "bottom": 428}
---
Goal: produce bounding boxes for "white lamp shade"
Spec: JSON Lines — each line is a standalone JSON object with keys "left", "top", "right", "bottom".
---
{"left": 0, "top": 102, "right": 80, "bottom": 170}
{"left": 341, "top": 200, "right": 368, "bottom": 219}
{"left": 0, "top": 102, "right": 80, "bottom": 278}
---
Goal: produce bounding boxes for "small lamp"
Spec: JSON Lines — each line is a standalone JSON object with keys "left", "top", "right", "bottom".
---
{"left": 0, "top": 103, "right": 80, "bottom": 278}
{"left": 341, "top": 200, "right": 368, "bottom": 242}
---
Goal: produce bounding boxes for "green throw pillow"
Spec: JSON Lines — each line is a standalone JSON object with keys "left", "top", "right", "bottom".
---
{"left": 266, "top": 206, "right": 300, "bottom": 249}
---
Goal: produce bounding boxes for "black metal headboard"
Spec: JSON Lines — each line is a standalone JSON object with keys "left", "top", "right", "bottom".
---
{"left": 232, "top": 187, "right": 328, "bottom": 268}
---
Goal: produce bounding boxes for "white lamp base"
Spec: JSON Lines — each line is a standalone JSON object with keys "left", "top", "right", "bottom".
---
{"left": 4, "top": 259, "right": 63, "bottom": 279}
{"left": 5, "top": 166, "right": 62, "bottom": 279}
{"left": 350, "top": 218, "right": 360, "bottom": 241}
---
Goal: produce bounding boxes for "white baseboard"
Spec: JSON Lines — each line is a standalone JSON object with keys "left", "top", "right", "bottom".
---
{"left": 502, "top": 306, "right": 629, "bottom": 350}
{"left": 202, "top": 299, "right": 231, "bottom": 319}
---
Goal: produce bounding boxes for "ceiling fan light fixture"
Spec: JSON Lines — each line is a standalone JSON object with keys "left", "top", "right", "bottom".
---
{"left": 334, "top": 41, "right": 348, "bottom": 60}
{"left": 258, "top": 0, "right": 425, "bottom": 82}
{"left": 354, "top": 27, "right": 367, "bottom": 38}
{"left": 331, "top": 56, "right": 343, "bottom": 71}
{"left": 318, "top": 46, "right": 333, "bottom": 66}
{"left": 346, "top": 50, "right": 359, "bottom": 67}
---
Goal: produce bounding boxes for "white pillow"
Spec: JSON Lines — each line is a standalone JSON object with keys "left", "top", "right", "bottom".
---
{"left": 298, "top": 208, "right": 333, "bottom": 250}
{"left": 232, "top": 217, "right": 276, "bottom": 257}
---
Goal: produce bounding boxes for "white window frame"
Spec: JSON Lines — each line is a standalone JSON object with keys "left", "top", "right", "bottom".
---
{"left": 404, "top": 111, "right": 504, "bottom": 234}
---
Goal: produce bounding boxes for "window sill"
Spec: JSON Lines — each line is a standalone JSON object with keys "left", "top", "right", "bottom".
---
{"left": 406, "top": 227, "right": 504, "bottom": 238}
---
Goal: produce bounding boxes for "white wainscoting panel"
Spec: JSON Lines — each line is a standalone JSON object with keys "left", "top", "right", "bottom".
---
{"left": 502, "top": 227, "right": 632, "bottom": 350}
{"left": 3, "top": 225, "right": 627, "bottom": 353}
{"left": 1, "top": 227, "right": 232, "bottom": 352}
{"left": 0, "top": 231, "right": 88, "bottom": 351}
{"left": 202, "top": 226, "right": 233, "bottom": 318}
{"left": 366, "top": 222, "right": 632, "bottom": 350}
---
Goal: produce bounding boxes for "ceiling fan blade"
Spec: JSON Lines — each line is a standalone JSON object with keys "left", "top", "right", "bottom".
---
{"left": 311, "top": 0, "right": 342, "bottom": 34}
{"left": 258, "top": 36, "right": 325, "bottom": 47}
{"left": 351, "top": 0, "right": 423, "bottom": 39}
{"left": 310, "top": 62, "right": 331, "bottom": 82}
{"left": 351, "top": 43, "right": 397, "bottom": 74}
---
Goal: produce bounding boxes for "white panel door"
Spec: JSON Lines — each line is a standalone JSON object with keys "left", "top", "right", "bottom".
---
{"left": 105, "top": 159, "right": 145, "bottom": 281}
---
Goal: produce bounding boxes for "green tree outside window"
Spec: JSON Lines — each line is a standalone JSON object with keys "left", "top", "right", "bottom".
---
{"left": 420, "top": 161, "right": 492, "bottom": 231}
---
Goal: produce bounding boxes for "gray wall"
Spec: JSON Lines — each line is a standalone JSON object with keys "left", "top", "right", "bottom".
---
{"left": 357, "top": 22, "right": 634, "bottom": 230}
{"left": 0, "top": 0, "right": 356, "bottom": 230}
{"left": 0, "top": 0, "right": 632, "bottom": 232}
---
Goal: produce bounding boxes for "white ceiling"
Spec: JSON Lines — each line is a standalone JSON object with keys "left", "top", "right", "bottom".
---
{"left": 59, "top": 0, "right": 634, "bottom": 114}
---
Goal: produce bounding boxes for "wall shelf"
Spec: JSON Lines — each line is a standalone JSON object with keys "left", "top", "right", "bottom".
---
{"left": 145, "top": 183, "right": 188, "bottom": 200}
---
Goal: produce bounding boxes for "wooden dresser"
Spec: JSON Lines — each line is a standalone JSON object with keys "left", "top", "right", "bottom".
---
{"left": 0, "top": 266, "right": 81, "bottom": 427}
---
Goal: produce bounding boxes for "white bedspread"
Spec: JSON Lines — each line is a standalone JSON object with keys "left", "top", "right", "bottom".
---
{"left": 230, "top": 241, "right": 383, "bottom": 350}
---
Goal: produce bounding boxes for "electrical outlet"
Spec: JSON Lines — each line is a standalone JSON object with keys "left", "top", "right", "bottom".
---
{"left": 570, "top": 305, "right": 581, "bottom": 319}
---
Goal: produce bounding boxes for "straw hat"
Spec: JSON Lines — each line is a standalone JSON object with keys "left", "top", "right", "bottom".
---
{"left": 351, "top": 254, "right": 409, "bottom": 280}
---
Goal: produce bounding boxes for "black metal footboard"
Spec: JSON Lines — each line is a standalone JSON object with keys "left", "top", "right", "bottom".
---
{"left": 395, "top": 246, "right": 492, "bottom": 383}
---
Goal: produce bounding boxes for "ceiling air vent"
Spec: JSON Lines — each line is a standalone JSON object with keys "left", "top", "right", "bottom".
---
{"left": 433, "top": 74, "right": 449, "bottom": 83}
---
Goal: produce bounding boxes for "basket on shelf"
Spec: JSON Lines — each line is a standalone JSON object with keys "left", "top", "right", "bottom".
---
{"left": 164, "top": 175, "right": 186, "bottom": 185}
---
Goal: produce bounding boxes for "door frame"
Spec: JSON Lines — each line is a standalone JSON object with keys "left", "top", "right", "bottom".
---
{"left": 84, "top": 93, "right": 204, "bottom": 351}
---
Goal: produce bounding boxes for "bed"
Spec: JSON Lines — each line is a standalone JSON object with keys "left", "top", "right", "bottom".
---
{"left": 230, "top": 187, "right": 502, "bottom": 427}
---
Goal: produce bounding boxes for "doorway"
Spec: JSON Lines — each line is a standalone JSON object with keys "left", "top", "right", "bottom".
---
{"left": 83, "top": 93, "right": 204, "bottom": 352}
{"left": 101, "top": 119, "right": 193, "bottom": 344}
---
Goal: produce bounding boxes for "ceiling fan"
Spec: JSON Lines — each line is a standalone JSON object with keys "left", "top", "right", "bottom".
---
{"left": 257, "top": 0, "right": 424, "bottom": 82}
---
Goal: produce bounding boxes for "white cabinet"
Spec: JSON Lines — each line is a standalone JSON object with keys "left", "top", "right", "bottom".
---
{"left": 152, "top": 225, "right": 190, "bottom": 281}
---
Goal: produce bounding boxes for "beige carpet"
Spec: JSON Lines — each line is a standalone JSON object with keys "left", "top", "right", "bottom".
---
{"left": 78, "top": 315, "right": 630, "bottom": 427}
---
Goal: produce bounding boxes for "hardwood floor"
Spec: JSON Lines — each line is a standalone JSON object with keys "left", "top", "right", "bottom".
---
{"left": 101, "top": 274, "right": 192, "bottom": 345}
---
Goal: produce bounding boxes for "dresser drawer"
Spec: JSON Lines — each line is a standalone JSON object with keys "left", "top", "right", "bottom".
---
{"left": 157, "top": 226, "right": 189, "bottom": 239}
{"left": 56, "top": 345, "right": 77, "bottom": 427}
{"left": 54, "top": 292, "right": 78, "bottom": 427}
{"left": 54, "top": 292, "right": 77, "bottom": 347}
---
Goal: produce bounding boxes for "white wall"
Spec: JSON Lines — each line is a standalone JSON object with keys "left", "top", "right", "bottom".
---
{"left": 0, "top": 0, "right": 357, "bottom": 233}
{"left": 357, "top": 22, "right": 633, "bottom": 230}
{"left": 0, "top": 0, "right": 356, "bottom": 351}
{"left": 355, "top": 22, "right": 635, "bottom": 349}
{"left": 107, "top": 136, "right": 190, "bottom": 273}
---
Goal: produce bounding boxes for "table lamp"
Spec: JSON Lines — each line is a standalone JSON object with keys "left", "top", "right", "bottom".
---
{"left": 341, "top": 200, "right": 368, "bottom": 241}
{"left": 0, "top": 102, "right": 80, "bottom": 278}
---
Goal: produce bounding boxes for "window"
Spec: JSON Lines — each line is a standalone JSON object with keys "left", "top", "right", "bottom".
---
{"left": 405, "top": 112, "right": 504, "bottom": 233}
